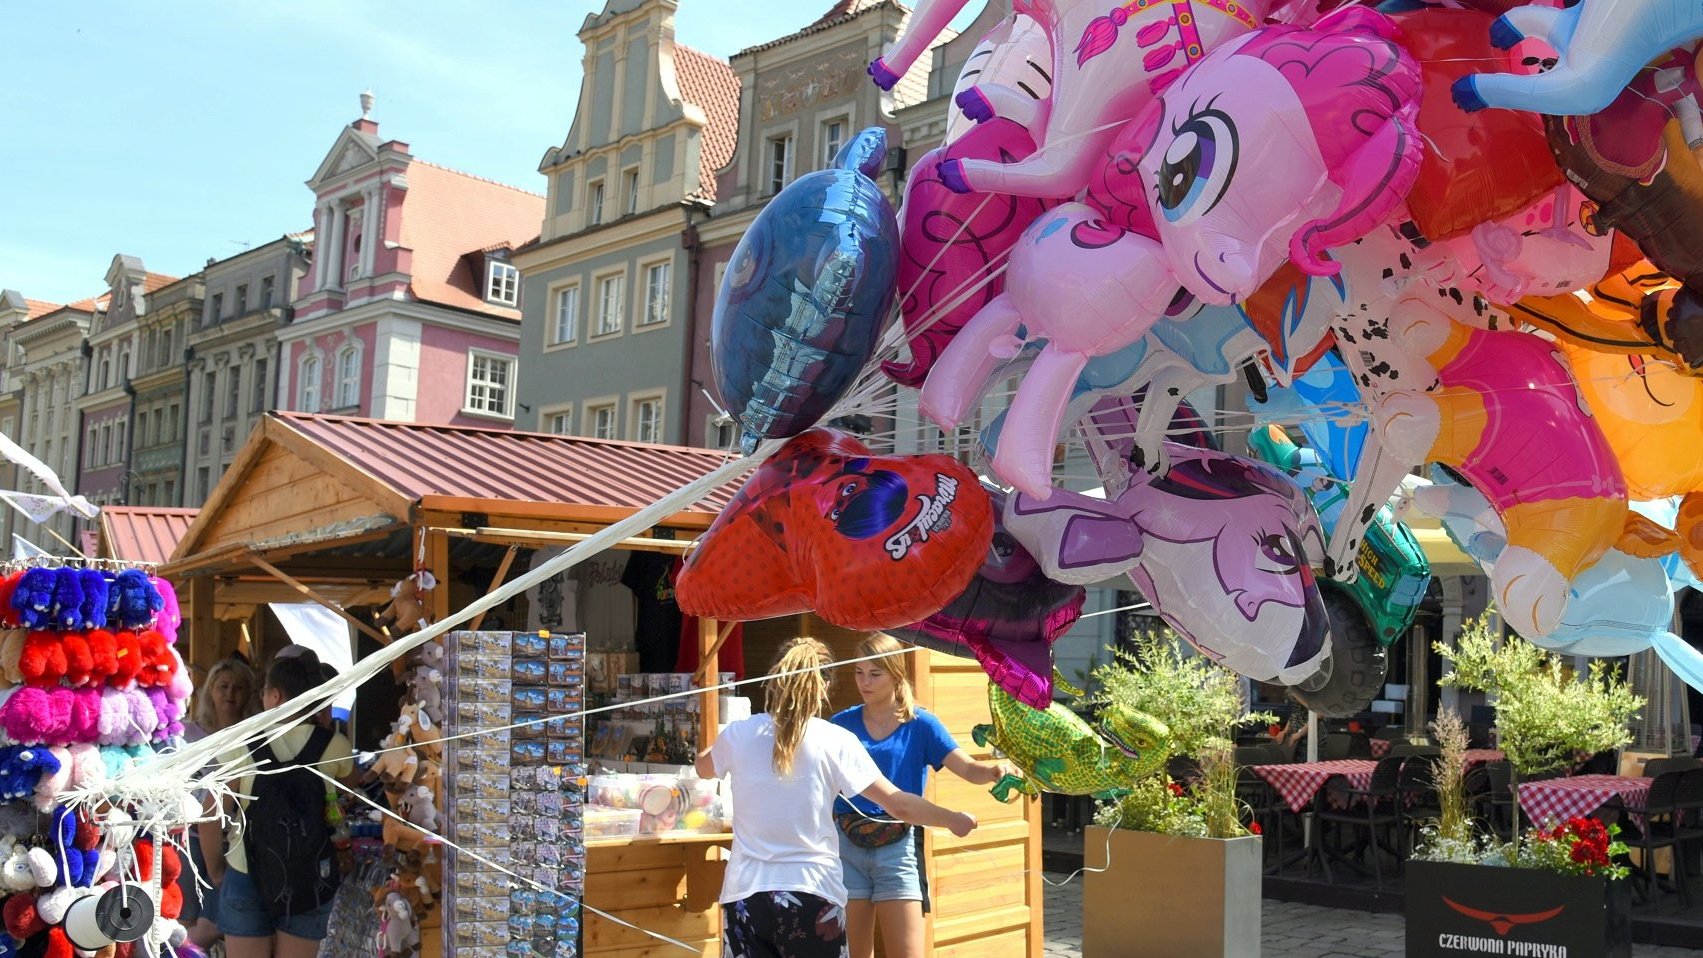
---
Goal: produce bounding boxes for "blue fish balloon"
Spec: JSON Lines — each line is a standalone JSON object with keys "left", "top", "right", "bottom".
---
{"left": 712, "top": 127, "right": 899, "bottom": 453}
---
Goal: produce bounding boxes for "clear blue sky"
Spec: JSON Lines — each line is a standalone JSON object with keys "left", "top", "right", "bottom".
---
{"left": 1, "top": 1, "right": 978, "bottom": 306}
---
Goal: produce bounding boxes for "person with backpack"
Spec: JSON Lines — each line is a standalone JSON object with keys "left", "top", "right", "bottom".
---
{"left": 204, "top": 653, "right": 353, "bottom": 958}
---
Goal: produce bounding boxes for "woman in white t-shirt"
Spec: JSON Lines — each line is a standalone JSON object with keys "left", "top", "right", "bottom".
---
{"left": 697, "top": 638, "right": 976, "bottom": 958}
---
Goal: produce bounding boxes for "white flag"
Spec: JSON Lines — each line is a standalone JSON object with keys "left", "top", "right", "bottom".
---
{"left": 0, "top": 490, "right": 80, "bottom": 525}
{"left": 11, "top": 535, "right": 49, "bottom": 561}
{"left": 0, "top": 432, "right": 98, "bottom": 519}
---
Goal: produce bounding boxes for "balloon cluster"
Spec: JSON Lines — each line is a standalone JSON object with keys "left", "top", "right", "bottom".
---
{"left": 680, "top": 0, "right": 1703, "bottom": 756}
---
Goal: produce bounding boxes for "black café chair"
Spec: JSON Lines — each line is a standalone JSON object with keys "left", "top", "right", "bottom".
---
{"left": 1314, "top": 755, "right": 1406, "bottom": 888}
{"left": 1236, "top": 765, "right": 1287, "bottom": 869}
{"left": 1479, "top": 760, "right": 1518, "bottom": 841}
{"left": 1574, "top": 750, "right": 1618, "bottom": 776}
{"left": 1621, "top": 770, "right": 1692, "bottom": 906}
{"left": 1321, "top": 732, "right": 1354, "bottom": 762}
{"left": 1399, "top": 754, "right": 1443, "bottom": 855}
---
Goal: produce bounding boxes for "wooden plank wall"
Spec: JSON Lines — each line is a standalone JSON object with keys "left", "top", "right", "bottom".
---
{"left": 584, "top": 839, "right": 727, "bottom": 958}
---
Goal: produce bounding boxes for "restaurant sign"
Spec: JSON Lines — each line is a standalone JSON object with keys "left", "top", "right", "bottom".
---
{"left": 1407, "top": 861, "right": 1631, "bottom": 958}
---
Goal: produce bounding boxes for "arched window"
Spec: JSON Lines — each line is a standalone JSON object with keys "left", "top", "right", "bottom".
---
{"left": 336, "top": 346, "right": 360, "bottom": 409}
{"left": 299, "top": 353, "right": 321, "bottom": 411}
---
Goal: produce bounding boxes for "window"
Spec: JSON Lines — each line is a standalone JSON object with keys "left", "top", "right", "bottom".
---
{"left": 163, "top": 479, "right": 175, "bottom": 505}
{"left": 97, "top": 356, "right": 110, "bottom": 392}
{"left": 135, "top": 411, "right": 148, "bottom": 449}
{"left": 587, "top": 403, "right": 617, "bottom": 440}
{"left": 209, "top": 293, "right": 223, "bottom": 325}
{"left": 709, "top": 415, "right": 737, "bottom": 451}
{"left": 156, "top": 329, "right": 172, "bottom": 368}
{"left": 486, "top": 262, "right": 519, "bottom": 306}
{"left": 624, "top": 169, "right": 640, "bottom": 216}
{"left": 225, "top": 367, "right": 242, "bottom": 419}
{"left": 117, "top": 346, "right": 129, "bottom": 382}
{"left": 167, "top": 404, "right": 180, "bottom": 442}
{"left": 336, "top": 347, "right": 361, "bottom": 408}
{"left": 640, "top": 261, "right": 671, "bottom": 327}
{"left": 630, "top": 393, "right": 664, "bottom": 444}
{"left": 550, "top": 285, "right": 579, "bottom": 347}
{"left": 112, "top": 422, "right": 125, "bottom": 462}
{"left": 589, "top": 181, "right": 605, "bottom": 225}
{"left": 253, "top": 358, "right": 269, "bottom": 411}
{"left": 235, "top": 284, "right": 248, "bottom": 316}
{"left": 151, "top": 408, "right": 163, "bottom": 445}
{"left": 769, "top": 134, "right": 795, "bottom": 193}
{"left": 85, "top": 426, "right": 99, "bottom": 467}
{"left": 196, "top": 467, "right": 210, "bottom": 501}
{"left": 822, "top": 118, "right": 847, "bottom": 168}
{"left": 595, "top": 274, "right": 624, "bottom": 337}
{"left": 299, "top": 355, "right": 321, "bottom": 411}
{"left": 260, "top": 276, "right": 275, "bottom": 309}
{"left": 464, "top": 352, "right": 515, "bottom": 417}
{"left": 543, "top": 405, "right": 574, "bottom": 434}
{"left": 200, "top": 371, "right": 216, "bottom": 423}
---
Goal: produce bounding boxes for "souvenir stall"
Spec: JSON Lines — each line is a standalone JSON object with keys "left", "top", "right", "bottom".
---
{"left": 158, "top": 411, "right": 1045, "bottom": 958}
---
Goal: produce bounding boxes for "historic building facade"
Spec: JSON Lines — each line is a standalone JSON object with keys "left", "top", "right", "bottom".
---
{"left": 129, "top": 271, "right": 203, "bottom": 507}
{"left": 282, "top": 99, "right": 543, "bottom": 430}
{"left": 183, "top": 235, "right": 310, "bottom": 503}
{"left": 5, "top": 296, "right": 100, "bottom": 550}
{"left": 513, "top": 0, "right": 740, "bottom": 444}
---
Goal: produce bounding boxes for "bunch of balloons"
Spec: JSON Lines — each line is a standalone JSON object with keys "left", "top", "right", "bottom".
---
{"left": 678, "top": 0, "right": 1703, "bottom": 760}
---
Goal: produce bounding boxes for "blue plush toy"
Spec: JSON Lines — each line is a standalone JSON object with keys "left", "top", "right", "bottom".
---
{"left": 76, "top": 569, "right": 108, "bottom": 630}
{"left": 0, "top": 745, "right": 26, "bottom": 802}
{"left": 110, "top": 569, "right": 162, "bottom": 629}
{"left": 0, "top": 747, "right": 58, "bottom": 804}
{"left": 9, "top": 568, "right": 56, "bottom": 631}
{"left": 50, "top": 806, "right": 95, "bottom": 888}
{"left": 49, "top": 569, "right": 82, "bottom": 631}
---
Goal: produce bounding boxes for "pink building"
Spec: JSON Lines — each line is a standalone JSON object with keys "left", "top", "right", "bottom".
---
{"left": 281, "top": 99, "right": 545, "bottom": 429}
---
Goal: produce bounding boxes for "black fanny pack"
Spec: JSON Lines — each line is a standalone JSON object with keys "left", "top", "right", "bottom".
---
{"left": 834, "top": 811, "right": 910, "bottom": 849}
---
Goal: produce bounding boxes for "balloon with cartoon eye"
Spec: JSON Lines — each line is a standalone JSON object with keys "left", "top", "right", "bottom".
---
{"left": 1155, "top": 108, "right": 1238, "bottom": 224}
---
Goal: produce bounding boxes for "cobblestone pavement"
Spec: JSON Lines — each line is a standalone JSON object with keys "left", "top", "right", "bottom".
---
{"left": 1040, "top": 873, "right": 1703, "bottom": 956}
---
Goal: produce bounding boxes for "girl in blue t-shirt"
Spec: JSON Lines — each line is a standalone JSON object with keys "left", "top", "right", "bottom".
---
{"left": 830, "top": 634, "right": 1015, "bottom": 958}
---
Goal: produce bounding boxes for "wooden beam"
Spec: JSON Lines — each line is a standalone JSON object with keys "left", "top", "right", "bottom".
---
{"left": 249, "top": 555, "right": 393, "bottom": 648}
{"left": 425, "top": 529, "right": 451, "bottom": 625}
{"left": 418, "top": 495, "right": 720, "bottom": 529}
{"left": 435, "top": 526, "right": 695, "bottom": 554}
{"left": 698, "top": 618, "right": 720, "bottom": 750}
{"left": 469, "top": 545, "right": 519, "bottom": 631}
{"left": 189, "top": 576, "right": 217, "bottom": 671}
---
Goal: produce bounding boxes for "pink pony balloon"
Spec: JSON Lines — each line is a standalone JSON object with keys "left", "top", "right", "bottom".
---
{"left": 1133, "top": 9, "right": 1425, "bottom": 295}
{"left": 1002, "top": 442, "right": 1331, "bottom": 686}
{"left": 918, "top": 202, "right": 1186, "bottom": 498}
{"left": 1425, "top": 184, "right": 1612, "bottom": 306}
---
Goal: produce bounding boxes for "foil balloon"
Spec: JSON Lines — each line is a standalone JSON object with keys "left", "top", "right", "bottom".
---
{"left": 1632, "top": 498, "right": 1703, "bottom": 592}
{"left": 1003, "top": 442, "right": 1331, "bottom": 686}
{"left": 711, "top": 128, "right": 899, "bottom": 453}
{"left": 972, "top": 684, "right": 1171, "bottom": 800}
{"left": 1452, "top": 0, "right": 1703, "bottom": 116}
{"left": 1136, "top": 10, "right": 1424, "bottom": 294}
{"left": 1557, "top": 338, "right": 1703, "bottom": 502}
{"left": 1250, "top": 350, "right": 1366, "bottom": 482}
{"left": 1425, "top": 185, "right": 1611, "bottom": 306}
{"left": 674, "top": 429, "right": 993, "bottom": 631}
{"left": 885, "top": 484, "right": 1086, "bottom": 710}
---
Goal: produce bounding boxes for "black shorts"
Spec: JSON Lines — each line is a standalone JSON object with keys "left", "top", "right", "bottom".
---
{"left": 722, "top": 891, "right": 848, "bottom": 958}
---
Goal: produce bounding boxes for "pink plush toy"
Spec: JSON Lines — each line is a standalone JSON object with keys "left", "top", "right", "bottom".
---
{"left": 152, "top": 576, "right": 181, "bottom": 645}
{"left": 145, "top": 687, "right": 183, "bottom": 741}
{"left": 63, "top": 688, "right": 101, "bottom": 746}
{"left": 0, "top": 686, "right": 68, "bottom": 744}
{"left": 64, "top": 743, "right": 101, "bottom": 790}
{"left": 122, "top": 688, "right": 157, "bottom": 744}
{"left": 165, "top": 648, "right": 193, "bottom": 705}
{"left": 33, "top": 746, "right": 71, "bottom": 811}
{"left": 96, "top": 688, "right": 130, "bottom": 746}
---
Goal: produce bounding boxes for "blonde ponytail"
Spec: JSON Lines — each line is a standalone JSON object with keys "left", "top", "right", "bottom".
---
{"left": 768, "top": 637, "right": 834, "bottom": 777}
{"left": 855, "top": 634, "right": 915, "bottom": 722}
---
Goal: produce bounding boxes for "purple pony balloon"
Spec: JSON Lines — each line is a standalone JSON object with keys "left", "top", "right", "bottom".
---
{"left": 1003, "top": 442, "right": 1330, "bottom": 686}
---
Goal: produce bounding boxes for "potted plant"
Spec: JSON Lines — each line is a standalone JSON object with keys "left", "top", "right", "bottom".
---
{"left": 1080, "top": 629, "right": 1274, "bottom": 958}
{"left": 1406, "top": 620, "right": 1643, "bottom": 958}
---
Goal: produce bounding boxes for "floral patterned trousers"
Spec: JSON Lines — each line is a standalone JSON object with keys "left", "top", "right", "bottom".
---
{"left": 721, "top": 890, "right": 849, "bottom": 958}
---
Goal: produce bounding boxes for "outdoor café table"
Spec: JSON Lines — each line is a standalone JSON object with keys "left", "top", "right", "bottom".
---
{"left": 1370, "top": 738, "right": 1392, "bottom": 758}
{"left": 1516, "top": 774, "right": 1653, "bottom": 829}
{"left": 1252, "top": 759, "right": 1380, "bottom": 813}
{"left": 1463, "top": 749, "right": 1504, "bottom": 770}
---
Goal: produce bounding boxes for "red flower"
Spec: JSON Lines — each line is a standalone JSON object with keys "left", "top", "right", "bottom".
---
{"left": 1167, "top": 781, "right": 1185, "bottom": 797}
{"left": 1248, "top": 822, "right": 1262, "bottom": 835}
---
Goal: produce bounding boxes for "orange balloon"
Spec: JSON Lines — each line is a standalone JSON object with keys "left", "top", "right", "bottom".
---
{"left": 1559, "top": 340, "right": 1703, "bottom": 501}
{"left": 675, "top": 429, "right": 994, "bottom": 631}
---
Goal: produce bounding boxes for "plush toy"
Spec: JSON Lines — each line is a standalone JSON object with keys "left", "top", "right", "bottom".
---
{"left": 0, "top": 747, "right": 63, "bottom": 805}
{"left": 83, "top": 631, "right": 116, "bottom": 687}
{"left": 109, "top": 571, "right": 162, "bottom": 630}
{"left": 151, "top": 577, "right": 180, "bottom": 645}
{"left": 407, "top": 667, "right": 443, "bottom": 725}
{"left": 31, "top": 747, "right": 70, "bottom": 812}
{"left": 34, "top": 885, "right": 73, "bottom": 925}
{"left": 403, "top": 785, "right": 438, "bottom": 832}
{"left": 107, "top": 632, "right": 142, "bottom": 688}
{"left": 1, "top": 687, "right": 69, "bottom": 746}
{"left": 60, "top": 633, "right": 93, "bottom": 688}
{"left": 133, "top": 631, "right": 170, "bottom": 688}
{"left": 0, "top": 845, "right": 34, "bottom": 893}
{"left": 51, "top": 808, "right": 79, "bottom": 887}
{"left": 96, "top": 747, "right": 130, "bottom": 782}
{"left": 96, "top": 689, "right": 130, "bottom": 747}
{"left": 144, "top": 687, "right": 182, "bottom": 741}
{"left": 26, "top": 846, "right": 55, "bottom": 889}
{"left": 76, "top": 570, "right": 108, "bottom": 631}
{"left": 0, "top": 572, "right": 20, "bottom": 629}
{"left": 1, "top": 891, "right": 41, "bottom": 939}
{"left": 377, "top": 572, "right": 435, "bottom": 636}
{"left": 163, "top": 650, "right": 191, "bottom": 706}
{"left": 18, "top": 633, "right": 67, "bottom": 688}
{"left": 0, "top": 631, "right": 25, "bottom": 686}
{"left": 10, "top": 568, "right": 56, "bottom": 631}
{"left": 43, "top": 924, "right": 73, "bottom": 958}
{"left": 64, "top": 688, "right": 101, "bottom": 747}
{"left": 63, "top": 745, "right": 101, "bottom": 792}
{"left": 49, "top": 569, "right": 82, "bottom": 632}
{"left": 378, "top": 891, "right": 420, "bottom": 957}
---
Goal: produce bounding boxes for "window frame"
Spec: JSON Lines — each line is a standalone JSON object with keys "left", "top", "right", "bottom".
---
{"left": 539, "top": 402, "right": 575, "bottom": 436}
{"left": 583, "top": 396, "right": 619, "bottom": 441}
{"left": 260, "top": 275, "right": 275, "bottom": 310}
{"left": 462, "top": 349, "right": 517, "bottom": 420}
{"left": 707, "top": 413, "right": 738, "bottom": 452}
{"left": 821, "top": 115, "right": 849, "bottom": 169}
{"left": 588, "top": 180, "right": 606, "bottom": 226}
{"left": 768, "top": 133, "right": 796, "bottom": 194}
{"left": 235, "top": 283, "right": 248, "bottom": 316}
{"left": 636, "top": 258, "right": 672, "bottom": 330}
{"left": 591, "top": 270, "right": 626, "bottom": 340}
{"left": 628, "top": 390, "right": 666, "bottom": 444}
{"left": 623, "top": 167, "right": 640, "bottom": 217}
{"left": 546, "top": 281, "right": 580, "bottom": 350}
{"left": 335, "top": 344, "right": 362, "bottom": 410}
{"left": 298, "top": 351, "right": 322, "bottom": 412}
{"left": 486, "top": 261, "right": 520, "bottom": 306}
{"left": 225, "top": 365, "right": 243, "bottom": 420}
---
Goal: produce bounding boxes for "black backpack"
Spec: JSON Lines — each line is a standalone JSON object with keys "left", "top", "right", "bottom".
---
{"left": 242, "top": 725, "right": 340, "bottom": 918}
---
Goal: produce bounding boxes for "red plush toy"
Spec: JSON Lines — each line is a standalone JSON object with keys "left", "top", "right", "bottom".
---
{"left": 45, "top": 925, "right": 73, "bottom": 958}
{"left": 2, "top": 890, "right": 44, "bottom": 940}
{"left": 134, "top": 630, "right": 172, "bottom": 688}
{"left": 83, "top": 629, "right": 118, "bottom": 685}
{"left": 0, "top": 571, "right": 21, "bottom": 629}
{"left": 132, "top": 839, "right": 184, "bottom": 919}
{"left": 19, "top": 631, "right": 67, "bottom": 687}
{"left": 60, "top": 633, "right": 93, "bottom": 687}
{"left": 108, "top": 631, "right": 143, "bottom": 687}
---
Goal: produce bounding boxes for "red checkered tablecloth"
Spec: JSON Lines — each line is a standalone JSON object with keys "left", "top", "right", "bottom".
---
{"left": 1251, "top": 760, "right": 1379, "bottom": 813}
{"left": 1516, "top": 775, "right": 1652, "bottom": 829}
{"left": 1463, "top": 749, "right": 1504, "bottom": 770}
{"left": 1370, "top": 739, "right": 1391, "bottom": 758}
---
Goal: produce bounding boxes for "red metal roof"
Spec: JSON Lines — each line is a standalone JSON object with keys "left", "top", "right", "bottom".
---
{"left": 99, "top": 507, "right": 199, "bottom": 564}
{"left": 274, "top": 412, "right": 742, "bottom": 515}
{"left": 673, "top": 45, "right": 740, "bottom": 202}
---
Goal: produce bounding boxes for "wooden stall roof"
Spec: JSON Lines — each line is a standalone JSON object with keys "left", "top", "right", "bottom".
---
{"left": 167, "top": 412, "right": 745, "bottom": 574}
{"left": 97, "top": 507, "right": 199, "bottom": 565}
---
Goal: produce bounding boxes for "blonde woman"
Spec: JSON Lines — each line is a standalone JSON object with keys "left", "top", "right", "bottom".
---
{"left": 831, "top": 634, "right": 1015, "bottom": 958}
{"left": 185, "top": 657, "right": 261, "bottom": 951}
{"left": 696, "top": 638, "right": 976, "bottom": 958}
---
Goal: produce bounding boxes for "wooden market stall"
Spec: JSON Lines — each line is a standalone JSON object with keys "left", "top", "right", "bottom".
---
{"left": 159, "top": 411, "right": 1043, "bottom": 958}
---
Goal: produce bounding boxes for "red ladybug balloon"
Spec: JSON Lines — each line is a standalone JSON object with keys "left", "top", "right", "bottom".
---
{"left": 676, "top": 429, "right": 994, "bottom": 631}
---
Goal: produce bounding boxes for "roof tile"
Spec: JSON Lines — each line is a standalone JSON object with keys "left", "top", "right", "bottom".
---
{"left": 673, "top": 45, "right": 741, "bottom": 202}
{"left": 395, "top": 162, "right": 547, "bottom": 318}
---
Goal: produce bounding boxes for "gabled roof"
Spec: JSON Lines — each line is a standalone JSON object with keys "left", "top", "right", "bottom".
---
{"left": 396, "top": 161, "right": 546, "bottom": 317}
{"left": 674, "top": 45, "right": 741, "bottom": 202}
{"left": 140, "top": 272, "right": 179, "bottom": 294}
{"left": 734, "top": 0, "right": 906, "bottom": 57}
{"left": 24, "top": 300, "right": 60, "bottom": 321}
{"left": 172, "top": 412, "right": 745, "bottom": 562}
{"left": 98, "top": 507, "right": 199, "bottom": 565}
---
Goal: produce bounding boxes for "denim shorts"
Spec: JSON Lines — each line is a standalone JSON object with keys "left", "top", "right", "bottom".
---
{"left": 216, "top": 868, "right": 333, "bottom": 940}
{"left": 838, "top": 828, "right": 923, "bottom": 902}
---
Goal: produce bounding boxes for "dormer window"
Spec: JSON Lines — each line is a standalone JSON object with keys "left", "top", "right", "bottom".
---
{"left": 486, "top": 261, "right": 519, "bottom": 306}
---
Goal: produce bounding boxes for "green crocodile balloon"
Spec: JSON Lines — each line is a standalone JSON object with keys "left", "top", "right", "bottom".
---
{"left": 971, "top": 682, "right": 1172, "bottom": 802}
